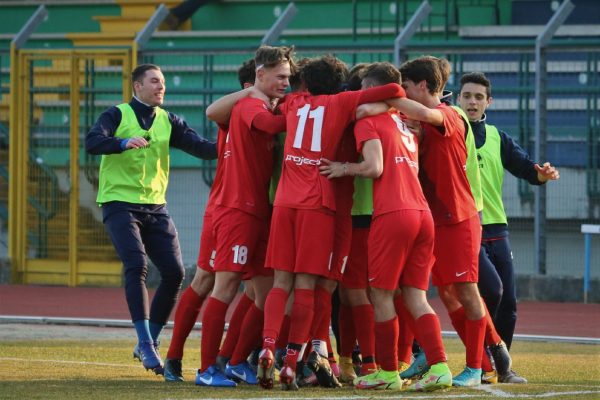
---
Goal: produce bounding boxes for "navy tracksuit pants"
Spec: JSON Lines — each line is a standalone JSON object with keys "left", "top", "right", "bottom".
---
{"left": 102, "top": 201, "right": 184, "bottom": 325}
{"left": 478, "top": 235, "right": 517, "bottom": 349}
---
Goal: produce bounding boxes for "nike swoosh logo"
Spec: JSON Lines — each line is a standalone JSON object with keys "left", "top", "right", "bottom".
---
{"left": 231, "top": 369, "right": 246, "bottom": 381}
{"left": 198, "top": 375, "right": 213, "bottom": 385}
{"left": 455, "top": 271, "right": 468, "bottom": 277}
{"left": 369, "top": 277, "right": 376, "bottom": 282}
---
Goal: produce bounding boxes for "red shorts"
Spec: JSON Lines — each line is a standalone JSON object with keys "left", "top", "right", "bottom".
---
{"left": 197, "top": 211, "right": 217, "bottom": 273}
{"left": 329, "top": 212, "right": 352, "bottom": 282}
{"left": 341, "top": 227, "right": 370, "bottom": 289}
{"left": 431, "top": 214, "right": 481, "bottom": 287}
{"left": 368, "top": 210, "right": 434, "bottom": 291}
{"left": 266, "top": 206, "right": 335, "bottom": 277}
{"left": 212, "top": 205, "right": 271, "bottom": 278}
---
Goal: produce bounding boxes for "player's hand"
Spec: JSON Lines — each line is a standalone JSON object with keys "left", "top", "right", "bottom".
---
{"left": 248, "top": 86, "right": 269, "bottom": 103}
{"left": 404, "top": 118, "right": 422, "bottom": 138}
{"left": 124, "top": 136, "right": 150, "bottom": 149}
{"left": 535, "top": 162, "right": 560, "bottom": 182}
{"left": 319, "top": 158, "right": 346, "bottom": 179}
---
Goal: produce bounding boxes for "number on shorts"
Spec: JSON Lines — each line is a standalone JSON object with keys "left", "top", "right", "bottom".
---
{"left": 209, "top": 250, "right": 216, "bottom": 268}
{"left": 231, "top": 245, "right": 248, "bottom": 265}
{"left": 293, "top": 104, "right": 324, "bottom": 151}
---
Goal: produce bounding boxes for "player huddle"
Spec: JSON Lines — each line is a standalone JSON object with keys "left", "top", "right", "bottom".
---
{"left": 161, "top": 45, "right": 521, "bottom": 391}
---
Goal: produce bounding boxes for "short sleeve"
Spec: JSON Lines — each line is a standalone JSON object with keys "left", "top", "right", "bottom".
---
{"left": 354, "top": 117, "right": 380, "bottom": 153}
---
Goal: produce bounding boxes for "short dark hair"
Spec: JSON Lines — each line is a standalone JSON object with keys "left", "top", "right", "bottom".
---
{"left": 289, "top": 57, "right": 311, "bottom": 91}
{"left": 238, "top": 58, "right": 256, "bottom": 88}
{"left": 460, "top": 72, "right": 492, "bottom": 98}
{"left": 132, "top": 64, "right": 161, "bottom": 84}
{"left": 345, "top": 63, "right": 369, "bottom": 91}
{"left": 399, "top": 56, "right": 449, "bottom": 95}
{"left": 361, "top": 62, "right": 401, "bottom": 86}
{"left": 255, "top": 45, "right": 296, "bottom": 71}
{"left": 302, "top": 55, "right": 349, "bottom": 95}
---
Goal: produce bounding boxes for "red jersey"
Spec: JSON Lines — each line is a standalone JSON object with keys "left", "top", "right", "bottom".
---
{"left": 204, "top": 123, "right": 228, "bottom": 216}
{"left": 334, "top": 126, "right": 358, "bottom": 216}
{"left": 418, "top": 103, "right": 477, "bottom": 225}
{"left": 274, "top": 83, "right": 405, "bottom": 211}
{"left": 214, "top": 97, "right": 284, "bottom": 219}
{"left": 354, "top": 111, "right": 429, "bottom": 217}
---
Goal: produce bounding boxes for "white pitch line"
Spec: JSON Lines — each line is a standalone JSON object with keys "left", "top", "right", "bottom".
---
{"left": 1, "top": 315, "right": 598, "bottom": 344}
{"left": 474, "top": 384, "right": 513, "bottom": 397}
{"left": 0, "top": 357, "right": 134, "bottom": 369}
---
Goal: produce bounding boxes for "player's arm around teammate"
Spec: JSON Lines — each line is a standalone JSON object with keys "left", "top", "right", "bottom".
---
{"left": 195, "top": 46, "right": 292, "bottom": 388}
{"left": 162, "top": 59, "right": 258, "bottom": 382}
{"left": 383, "top": 56, "right": 488, "bottom": 387}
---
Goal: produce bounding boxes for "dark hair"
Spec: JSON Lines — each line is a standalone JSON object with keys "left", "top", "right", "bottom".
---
{"left": 238, "top": 58, "right": 256, "bottom": 88}
{"left": 361, "top": 62, "right": 401, "bottom": 86}
{"left": 345, "top": 63, "right": 369, "bottom": 91}
{"left": 460, "top": 72, "right": 492, "bottom": 98}
{"left": 132, "top": 64, "right": 161, "bottom": 84}
{"left": 255, "top": 45, "right": 296, "bottom": 72}
{"left": 289, "top": 57, "right": 311, "bottom": 91}
{"left": 302, "top": 55, "right": 349, "bottom": 95}
{"left": 399, "top": 56, "right": 449, "bottom": 95}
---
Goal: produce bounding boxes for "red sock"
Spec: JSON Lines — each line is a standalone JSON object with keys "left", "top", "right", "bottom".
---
{"left": 230, "top": 303, "right": 264, "bottom": 365}
{"left": 262, "top": 288, "right": 289, "bottom": 351}
{"left": 167, "top": 287, "right": 204, "bottom": 359}
{"left": 394, "top": 295, "right": 415, "bottom": 364}
{"left": 276, "top": 314, "right": 291, "bottom": 349}
{"left": 414, "top": 313, "right": 446, "bottom": 365}
{"left": 218, "top": 293, "right": 253, "bottom": 359}
{"left": 288, "top": 289, "right": 315, "bottom": 344}
{"left": 484, "top": 308, "right": 502, "bottom": 346}
{"left": 284, "top": 344, "right": 303, "bottom": 372}
{"left": 465, "top": 317, "right": 486, "bottom": 369}
{"left": 448, "top": 307, "right": 467, "bottom": 345}
{"left": 375, "top": 317, "right": 398, "bottom": 372}
{"left": 312, "top": 286, "right": 332, "bottom": 341}
{"left": 286, "top": 289, "right": 315, "bottom": 369}
{"left": 352, "top": 304, "right": 375, "bottom": 362}
{"left": 338, "top": 304, "right": 356, "bottom": 357}
{"left": 200, "top": 297, "right": 229, "bottom": 371}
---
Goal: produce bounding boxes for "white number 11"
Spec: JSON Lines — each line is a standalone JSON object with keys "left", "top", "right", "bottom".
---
{"left": 293, "top": 104, "right": 324, "bottom": 151}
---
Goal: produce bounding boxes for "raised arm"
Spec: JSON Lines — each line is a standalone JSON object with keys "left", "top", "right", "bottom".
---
{"left": 320, "top": 139, "right": 383, "bottom": 179}
{"left": 357, "top": 83, "right": 405, "bottom": 105}
{"left": 356, "top": 102, "right": 389, "bottom": 120}
{"left": 385, "top": 97, "right": 444, "bottom": 126}
{"left": 205, "top": 86, "right": 254, "bottom": 124}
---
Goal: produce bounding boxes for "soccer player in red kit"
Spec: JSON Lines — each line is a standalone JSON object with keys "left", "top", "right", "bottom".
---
{"left": 321, "top": 62, "right": 452, "bottom": 392}
{"left": 384, "top": 56, "right": 488, "bottom": 387}
{"left": 256, "top": 55, "right": 406, "bottom": 390}
{"left": 162, "top": 59, "right": 257, "bottom": 382}
{"left": 196, "top": 45, "right": 292, "bottom": 387}
{"left": 332, "top": 63, "right": 379, "bottom": 384}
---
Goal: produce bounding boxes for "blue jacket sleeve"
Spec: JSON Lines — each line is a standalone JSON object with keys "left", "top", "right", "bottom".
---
{"left": 499, "top": 129, "right": 543, "bottom": 185}
{"left": 168, "top": 112, "right": 218, "bottom": 160}
{"left": 85, "top": 106, "right": 126, "bottom": 155}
